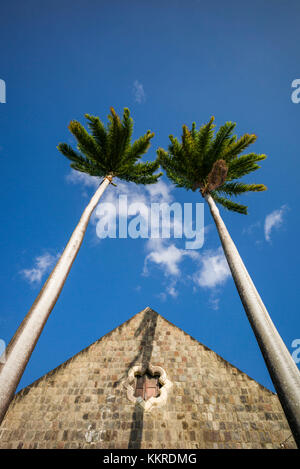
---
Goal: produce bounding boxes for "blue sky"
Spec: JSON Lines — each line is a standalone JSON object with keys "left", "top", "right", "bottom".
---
{"left": 0, "top": 0, "right": 299, "bottom": 393}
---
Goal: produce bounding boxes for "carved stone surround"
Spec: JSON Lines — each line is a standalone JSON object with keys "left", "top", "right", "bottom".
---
{"left": 124, "top": 363, "right": 172, "bottom": 412}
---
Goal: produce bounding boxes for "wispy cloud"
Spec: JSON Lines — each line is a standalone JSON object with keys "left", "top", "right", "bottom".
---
{"left": 133, "top": 80, "right": 146, "bottom": 104}
{"left": 242, "top": 221, "right": 261, "bottom": 236}
{"left": 208, "top": 295, "right": 220, "bottom": 311}
{"left": 144, "top": 243, "right": 231, "bottom": 304}
{"left": 167, "top": 282, "right": 179, "bottom": 298}
{"left": 145, "top": 180, "right": 173, "bottom": 203}
{"left": 144, "top": 240, "right": 183, "bottom": 276}
{"left": 144, "top": 238, "right": 198, "bottom": 277}
{"left": 264, "top": 205, "right": 288, "bottom": 242}
{"left": 67, "top": 173, "right": 230, "bottom": 307}
{"left": 20, "top": 253, "right": 59, "bottom": 285}
{"left": 93, "top": 179, "right": 173, "bottom": 236}
{"left": 93, "top": 179, "right": 190, "bottom": 298}
{"left": 193, "top": 247, "right": 231, "bottom": 289}
{"left": 156, "top": 279, "right": 179, "bottom": 302}
{"left": 66, "top": 169, "right": 100, "bottom": 189}
{"left": 143, "top": 238, "right": 201, "bottom": 302}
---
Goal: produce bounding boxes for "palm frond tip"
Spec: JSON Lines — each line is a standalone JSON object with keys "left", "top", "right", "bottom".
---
{"left": 157, "top": 118, "right": 267, "bottom": 214}
{"left": 58, "top": 107, "right": 161, "bottom": 185}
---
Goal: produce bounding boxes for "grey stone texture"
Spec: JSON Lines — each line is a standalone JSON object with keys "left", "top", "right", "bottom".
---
{"left": 0, "top": 307, "right": 296, "bottom": 449}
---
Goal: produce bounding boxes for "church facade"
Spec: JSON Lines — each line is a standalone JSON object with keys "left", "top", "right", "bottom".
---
{"left": 0, "top": 307, "right": 296, "bottom": 449}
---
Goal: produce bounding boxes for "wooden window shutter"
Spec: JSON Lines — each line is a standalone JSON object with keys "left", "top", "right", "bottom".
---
{"left": 134, "top": 373, "right": 160, "bottom": 401}
{"left": 134, "top": 375, "right": 144, "bottom": 398}
{"left": 145, "top": 376, "right": 159, "bottom": 400}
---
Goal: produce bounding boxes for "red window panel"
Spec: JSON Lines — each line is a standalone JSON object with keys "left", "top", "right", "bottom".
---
{"left": 135, "top": 376, "right": 145, "bottom": 398}
{"left": 145, "top": 377, "right": 158, "bottom": 400}
{"left": 134, "top": 373, "right": 160, "bottom": 401}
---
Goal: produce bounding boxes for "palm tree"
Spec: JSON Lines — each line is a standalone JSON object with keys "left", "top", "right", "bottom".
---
{"left": 157, "top": 117, "right": 300, "bottom": 447}
{"left": 0, "top": 107, "right": 161, "bottom": 424}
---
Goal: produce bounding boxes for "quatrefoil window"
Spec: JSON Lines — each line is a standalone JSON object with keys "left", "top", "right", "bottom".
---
{"left": 134, "top": 372, "right": 161, "bottom": 401}
{"left": 124, "top": 364, "right": 172, "bottom": 412}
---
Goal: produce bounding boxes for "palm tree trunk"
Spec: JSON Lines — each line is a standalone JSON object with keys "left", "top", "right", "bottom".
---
{"left": 205, "top": 193, "right": 300, "bottom": 447}
{"left": 0, "top": 175, "right": 112, "bottom": 424}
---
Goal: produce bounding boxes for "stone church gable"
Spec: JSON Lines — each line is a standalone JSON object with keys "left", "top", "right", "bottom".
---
{"left": 0, "top": 307, "right": 296, "bottom": 449}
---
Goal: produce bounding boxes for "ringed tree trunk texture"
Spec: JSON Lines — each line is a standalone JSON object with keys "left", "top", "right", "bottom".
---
{"left": 205, "top": 193, "right": 300, "bottom": 447}
{"left": 0, "top": 175, "right": 112, "bottom": 424}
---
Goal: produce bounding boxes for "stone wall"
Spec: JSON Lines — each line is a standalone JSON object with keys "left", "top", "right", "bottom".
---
{"left": 0, "top": 307, "right": 296, "bottom": 449}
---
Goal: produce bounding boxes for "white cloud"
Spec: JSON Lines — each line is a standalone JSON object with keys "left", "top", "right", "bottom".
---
{"left": 93, "top": 180, "right": 148, "bottom": 234}
{"left": 144, "top": 239, "right": 186, "bottom": 276}
{"left": 66, "top": 171, "right": 175, "bottom": 240}
{"left": 20, "top": 253, "right": 59, "bottom": 285}
{"left": 264, "top": 205, "right": 288, "bottom": 242}
{"left": 66, "top": 169, "right": 100, "bottom": 189}
{"left": 156, "top": 280, "right": 178, "bottom": 301}
{"left": 143, "top": 238, "right": 199, "bottom": 300}
{"left": 156, "top": 292, "right": 167, "bottom": 302}
{"left": 145, "top": 180, "right": 173, "bottom": 203}
{"left": 242, "top": 221, "right": 261, "bottom": 236}
{"left": 144, "top": 238, "right": 199, "bottom": 277}
{"left": 93, "top": 179, "right": 173, "bottom": 238}
{"left": 167, "top": 283, "right": 179, "bottom": 298}
{"left": 133, "top": 80, "right": 146, "bottom": 104}
{"left": 208, "top": 295, "right": 220, "bottom": 311}
{"left": 193, "top": 247, "right": 231, "bottom": 288}
{"left": 66, "top": 172, "right": 229, "bottom": 305}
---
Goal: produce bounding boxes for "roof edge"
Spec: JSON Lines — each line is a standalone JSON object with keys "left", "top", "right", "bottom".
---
{"left": 14, "top": 306, "right": 275, "bottom": 400}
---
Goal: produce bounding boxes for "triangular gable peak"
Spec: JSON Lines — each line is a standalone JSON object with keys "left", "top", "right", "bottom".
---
{"left": 0, "top": 307, "right": 296, "bottom": 449}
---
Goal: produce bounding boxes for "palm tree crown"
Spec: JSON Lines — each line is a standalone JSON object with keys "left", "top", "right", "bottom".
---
{"left": 157, "top": 116, "right": 267, "bottom": 214}
{"left": 58, "top": 107, "right": 161, "bottom": 185}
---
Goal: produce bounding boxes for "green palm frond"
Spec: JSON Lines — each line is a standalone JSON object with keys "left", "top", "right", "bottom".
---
{"left": 85, "top": 114, "right": 108, "bottom": 154}
{"left": 123, "top": 130, "right": 154, "bottom": 166}
{"left": 211, "top": 192, "right": 248, "bottom": 214}
{"left": 58, "top": 107, "right": 162, "bottom": 185}
{"left": 216, "top": 182, "right": 267, "bottom": 197}
{"left": 204, "top": 121, "right": 236, "bottom": 172}
{"left": 157, "top": 117, "right": 267, "bottom": 214}
{"left": 121, "top": 107, "right": 134, "bottom": 155}
{"left": 68, "top": 120, "right": 102, "bottom": 164}
{"left": 57, "top": 143, "right": 86, "bottom": 165}
{"left": 106, "top": 107, "right": 125, "bottom": 167}
{"left": 221, "top": 133, "right": 257, "bottom": 161}
{"left": 196, "top": 116, "right": 215, "bottom": 156}
{"left": 227, "top": 153, "right": 267, "bottom": 180}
